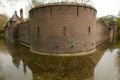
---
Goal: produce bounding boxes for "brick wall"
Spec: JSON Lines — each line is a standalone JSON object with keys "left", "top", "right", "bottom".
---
{"left": 29, "top": 4, "right": 97, "bottom": 54}
{"left": 18, "top": 21, "right": 30, "bottom": 44}
{"left": 95, "top": 22, "right": 111, "bottom": 44}
{"left": 5, "top": 22, "right": 17, "bottom": 42}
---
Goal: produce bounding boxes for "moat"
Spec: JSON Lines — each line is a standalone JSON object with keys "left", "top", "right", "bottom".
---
{"left": 0, "top": 38, "right": 120, "bottom": 80}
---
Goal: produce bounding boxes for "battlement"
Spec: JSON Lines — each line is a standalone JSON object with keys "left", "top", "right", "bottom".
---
{"left": 29, "top": 2, "right": 96, "bottom": 13}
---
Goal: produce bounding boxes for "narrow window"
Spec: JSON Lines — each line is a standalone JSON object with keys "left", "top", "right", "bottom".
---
{"left": 63, "top": 26, "right": 67, "bottom": 36}
{"left": 88, "top": 27, "right": 90, "bottom": 34}
{"left": 55, "top": 46, "right": 58, "bottom": 48}
{"left": 50, "top": 6, "right": 52, "bottom": 16}
{"left": 77, "top": 5, "right": 79, "bottom": 16}
{"left": 84, "top": 44, "right": 86, "bottom": 47}
{"left": 32, "top": 11, "right": 34, "bottom": 17}
{"left": 38, "top": 27, "right": 39, "bottom": 36}
{"left": 92, "top": 43, "right": 94, "bottom": 45}
{"left": 28, "top": 27, "right": 30, "bottom": 39}
{"left": 71, "top": 45, "right": 74, "bottom": 48}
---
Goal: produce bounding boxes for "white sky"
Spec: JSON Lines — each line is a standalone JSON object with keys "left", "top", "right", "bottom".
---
{"left": 0, "top": 0, "right": 120, "bottom": 18}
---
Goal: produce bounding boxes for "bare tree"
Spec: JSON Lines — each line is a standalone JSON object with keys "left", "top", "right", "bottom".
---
{"left": 84, "top": 0, "right": 91, "bottom": 4}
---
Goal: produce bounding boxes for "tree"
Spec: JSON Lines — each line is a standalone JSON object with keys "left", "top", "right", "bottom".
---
{"left": 0, "top": 14, "right": 8, "bottom": 36}
{"left": 97, "top": 15, "right": 115, "bottom": 25}
{"left": 0, "top": 14, "right": 8, "bottom": 30}
{"left": 116, "top": 18, "right": 120, "bottom": 40}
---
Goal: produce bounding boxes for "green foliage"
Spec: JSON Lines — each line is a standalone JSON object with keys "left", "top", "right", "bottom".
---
{"left": 116, "top": 18, "right": 120, "bottom": 40}
{"left": 0, "top": 14, "right": 8, "bottom": 37}
{"left": 32, "top": 0, "right": 35, "bottom": 3}
{"left": 0, "top": 14, "right": 8, "bottom": 30}
{"left": 97, "top": 15, "right": 115, "bottom": 24}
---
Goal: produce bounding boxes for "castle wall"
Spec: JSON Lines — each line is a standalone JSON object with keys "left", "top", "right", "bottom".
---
{"left": 18, "top": 21, "right": 30, "bottom": 45}
{"left": 5, "top": 22, "right": 17, "bottom": 42}
{"left": 95, "top": 22, "right": 111, "bottom": 44}
{"left": 5, "top": 26, "right": 14, "bottom": 42}
{"left": 29, "top": 4, "right": 97, "bottom": 54}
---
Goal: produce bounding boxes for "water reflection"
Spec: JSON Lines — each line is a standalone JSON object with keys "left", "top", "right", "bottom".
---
{"left": 94, "top": 49, "right": 120, "bottom": 80}
{"left": 1, "top": 38, "right": 120, "bottom": 80}
{"left": 5, "top": 40, "right": 96, "bottom": 80}
{"left": 0, "top": 39, "right": 33, "bottom": 80}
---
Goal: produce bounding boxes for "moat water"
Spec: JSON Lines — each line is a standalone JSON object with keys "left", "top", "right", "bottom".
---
{"left": 0, "top": 38, "right": 120, "bottom": 80}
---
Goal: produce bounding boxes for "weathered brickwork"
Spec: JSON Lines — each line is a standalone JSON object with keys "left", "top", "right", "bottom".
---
{"left": 28, "top": 3, "right": 97, "bottom": 54}
{"left": 18, "top": 21, "right": 30, "bottom": 45}
{"left": 5, "top": 22, "right": 19, "bottom": 42}
{"left": 5, "top": 3, "right": 113, "bottom": 54}
{"left": 95, "top": 22, "right": 111, "bottom": 44}
{"left": 5, "top": 24, "right": 15, "bottom": 42}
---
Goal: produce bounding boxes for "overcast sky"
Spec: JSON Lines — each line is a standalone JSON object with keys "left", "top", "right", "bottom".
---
{"left": 0, "top": 0, "right": 120, "bottom": 18}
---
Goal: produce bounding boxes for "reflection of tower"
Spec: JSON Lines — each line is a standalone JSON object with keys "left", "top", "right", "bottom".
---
{"left": 19, "top": 60, "right": 33, "bottom": 80}
{"left": 23, "top": 63, "right": 27, "bottom": 74}
{"left": 12, "top": 59, "right": 20, "bottom": 68}
{"left": 110, "top": 17, "right": 116, "bottom": 45}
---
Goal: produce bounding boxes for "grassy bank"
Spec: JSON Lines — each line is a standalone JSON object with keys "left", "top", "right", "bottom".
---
{"left": 116, "top": 39, "right": 120, "bottom": 47}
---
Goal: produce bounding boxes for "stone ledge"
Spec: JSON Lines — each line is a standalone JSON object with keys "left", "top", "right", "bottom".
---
{"left": 20, "top": 42, "right": 30, "bottom": 48}
{"left": 30, "top": 48, "right": 96, "bottom": 57}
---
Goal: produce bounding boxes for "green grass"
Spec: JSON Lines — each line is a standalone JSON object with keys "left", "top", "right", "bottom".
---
{"left": 116, "top": 40, "right": 120, "bottom": 48}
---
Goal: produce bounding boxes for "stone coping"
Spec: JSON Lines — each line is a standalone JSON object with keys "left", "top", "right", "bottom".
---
{"left": 30, "top": 48, "right": 96, "bottom": 57}
{"left": 20, "top": 41, "right": 96, "bottom": 57}
{"left": 29, "top": 2, "right": 97, "bottom": 13}
{"left": 20, "top": 42, "right": 30, "bottom": 47}
{"left": 20, "top": 39, "right": 109, "bottom": 57}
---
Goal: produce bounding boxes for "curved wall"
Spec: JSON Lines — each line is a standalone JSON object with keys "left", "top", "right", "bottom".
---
{"left": 29, "top": 3, "right": 97, "bottom": 54}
